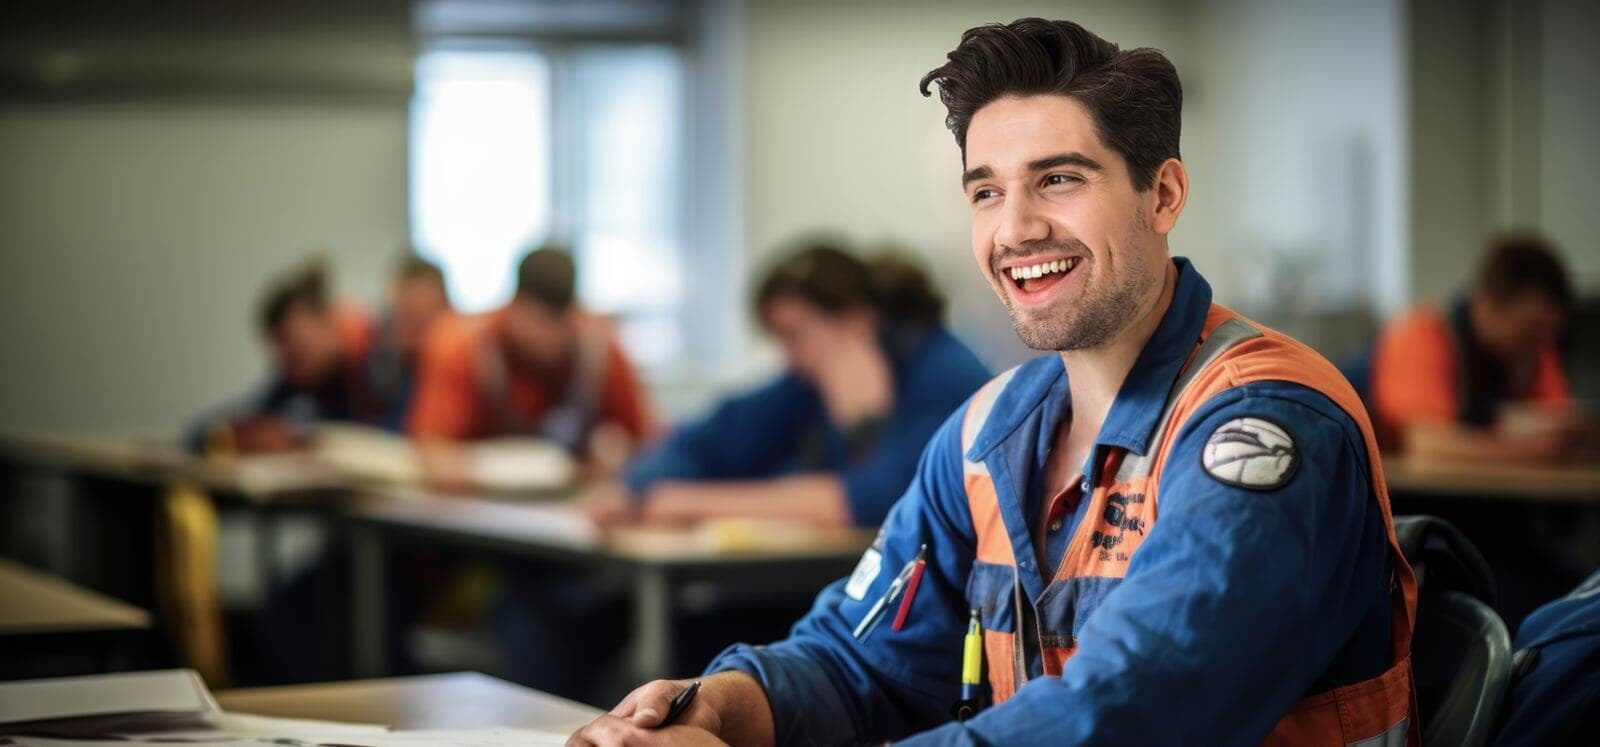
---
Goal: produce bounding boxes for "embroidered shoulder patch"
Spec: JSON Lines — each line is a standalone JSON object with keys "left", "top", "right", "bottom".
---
{"left": 1201, "top": 417, "right": 1299, "bottom": 490}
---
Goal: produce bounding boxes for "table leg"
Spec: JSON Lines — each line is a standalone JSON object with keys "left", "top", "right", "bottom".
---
{"left": 256, "top": 510, "right": 280, "bottom": 596}
{"left": 350, "top": 526, "right": 387, "bottom": 678}
{"left": 632, "top": 565, "right": 672, "bottom": 682}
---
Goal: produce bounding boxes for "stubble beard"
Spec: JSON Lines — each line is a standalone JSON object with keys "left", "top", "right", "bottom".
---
{"left": 994, "top": 220, "right": 1153, "bottom": 352}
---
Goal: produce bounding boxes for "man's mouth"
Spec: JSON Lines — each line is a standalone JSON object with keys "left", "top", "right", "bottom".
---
{"left": 1004, "top": 256, "right": 1081, "bottom": 297}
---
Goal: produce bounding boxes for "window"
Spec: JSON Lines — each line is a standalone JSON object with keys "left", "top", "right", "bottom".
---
{"left": 409, "top": 43, "right": 689, "bottom": 368}
{"left": 410, "top": 48, "right": 551, "bottom": 313}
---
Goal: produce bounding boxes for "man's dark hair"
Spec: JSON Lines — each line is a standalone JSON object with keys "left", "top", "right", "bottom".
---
{"left": 258, "top": 259, "right": 329, "bottom": 336}
{"left": 1474, "top": 231, "right": 1571, "bottom": 310}
{"left": 756, "top": 241, "right": 945, "bottom": 326}
{"left": 919, "top": 18, "right": 1182, "bottom": 191}
{"left": 515, "top": 245, "right": 577, "bottom": 312}
{"left": 395, "top": 252, "right": 445, "bottom": 286}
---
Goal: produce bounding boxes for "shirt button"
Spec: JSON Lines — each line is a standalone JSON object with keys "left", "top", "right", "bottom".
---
{"left": 1080, "top": 479, "right": 1092, "bottom": 492}
{"left": 1049, "top": 519, "right": 1063, "bottom": 533}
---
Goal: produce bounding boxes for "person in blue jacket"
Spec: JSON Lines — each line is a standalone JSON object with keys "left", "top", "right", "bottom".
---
{"left": 584, "top": 241, "right": 991, "bottom": 530}
{"left": 568, "top": 18, "right": 1418, "bottom": 747}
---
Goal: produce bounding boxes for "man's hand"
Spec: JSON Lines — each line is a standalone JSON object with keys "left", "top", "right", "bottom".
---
{"left": 569, "top": 673, "right": 775, "bottom": 747}
{"left": 638, "top": 483, "right": 710, "bottom": 527}
{"left": 229, "top": 417, "right": 305, "bottom": 453}
{"left": 565, "top": 720, "right": 726, "bottom": 747}
{"left": 568, "top": 679, "right": 724, "bottom": 746}
{"left": 577, "top": 480, "right": 640, "bottom": 530}
{"left": 417, "top": 439, "right": 478, "bottom": 493}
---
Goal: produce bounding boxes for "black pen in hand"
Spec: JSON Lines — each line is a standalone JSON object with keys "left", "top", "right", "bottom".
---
{"left": 659, "top": 680, "right": 701, "bottom": 727}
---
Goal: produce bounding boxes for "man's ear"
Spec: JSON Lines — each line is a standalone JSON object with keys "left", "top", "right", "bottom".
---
{"left": 1147, "top": 158, "right": 1188, "bottom": 235}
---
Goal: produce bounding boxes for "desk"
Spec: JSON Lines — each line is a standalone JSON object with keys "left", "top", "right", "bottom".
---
{"left": 0, "top": 558, "right": 151, "bottom": 675}
{"left": 346, "top": 493, "right": 873, "bottom": 683}
{"left": 1384, "top": 457, "right": 1600, "bottom": 504}
{"left": 0, "top": 431, "right": 356, "bottom": 602}
{"left": 0, "top": 431, "right": 191, "bottom": 488}
{"left": 216, "top": 671, "right": 601, "bottom": 732}
{"left": 0, "top": 430, "right": 366, "bottom": 505}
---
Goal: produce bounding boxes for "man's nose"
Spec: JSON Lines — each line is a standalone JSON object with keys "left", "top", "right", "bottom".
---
{"left": 993, "top": 189, "right": 1050, "bottom": 250}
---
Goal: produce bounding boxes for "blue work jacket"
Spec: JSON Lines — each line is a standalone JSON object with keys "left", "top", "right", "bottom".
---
{"left": 707, "top": 258, "right": 1393, "bottom": 745}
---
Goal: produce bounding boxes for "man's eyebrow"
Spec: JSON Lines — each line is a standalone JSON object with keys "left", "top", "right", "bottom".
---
{"left": 1029, "top": 152, "right": 1104, "bottom": 172}
{"left": 961, "top": 153, "right": 1104, "bottom": 187}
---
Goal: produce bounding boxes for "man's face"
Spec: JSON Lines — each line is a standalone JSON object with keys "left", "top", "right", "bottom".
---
{"left": 1474, "top": 290, "right": 1565, "bottom": 361}
{"left": 272, "top": 303, "right": 343, "bottom": 389}
{"left": 962, "top": 94, "right": 1165, "bottom": 351}
{"left": 762, "top": 295, "right": 874, "bottom": 382}
{"left": 503, "top": 298, "right": 575, "bottom": 372}
{"left": 392, "top": 275, "right": 450, "bottom": 355}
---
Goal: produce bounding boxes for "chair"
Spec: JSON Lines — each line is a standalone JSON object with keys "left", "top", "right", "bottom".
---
{"left": 155, "top": 480, "right": 229, "bottom": 687}
{"left": 1411, "top": 589, "right": 1513, "bottom": 747}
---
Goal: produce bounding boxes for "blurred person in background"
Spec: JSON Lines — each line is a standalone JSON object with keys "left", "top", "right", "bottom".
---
{"left": 408, "top": 246, "right": 654, "bottom": 488}
{"left": 186, "top": 258, "right": 379, "bottom": 453}
{"left": 1372, "top": 232, "right": 1578, "bottom": 463}
{"left": 518, "top": 242, "right": 986, "bottom": 701}
{"left": 364, "top": 253, "right": 455, "bottom": 432}
{"left": 583, "top": 242, "right": 991, "bottom": 530}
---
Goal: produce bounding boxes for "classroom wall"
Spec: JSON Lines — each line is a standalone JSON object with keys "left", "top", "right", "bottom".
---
{"left": 1189, "top": 0, "right": 1408, "bottom": 321}
{"left": 1538, "top": 0, "right": 1600, "bottom": 290}
{"left": 0, "top": 99, "right": 408, "bottom": 432}
{"left": 1409, "top": 0, "right": 1599, "bottom": 305}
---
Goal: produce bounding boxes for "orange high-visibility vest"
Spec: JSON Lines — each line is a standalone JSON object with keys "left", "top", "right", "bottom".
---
{"left": 961, "top": 304, "right": 1419, "bottom": 745}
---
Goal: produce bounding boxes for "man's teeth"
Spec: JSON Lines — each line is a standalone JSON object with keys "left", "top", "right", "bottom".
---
{"left": 1008, "top": 257, "right": 1079, "bottom": 281}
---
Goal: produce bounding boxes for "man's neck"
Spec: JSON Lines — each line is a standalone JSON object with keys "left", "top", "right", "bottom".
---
{"left": 1059, "top": 259, "right": 1179, "bottom": 436}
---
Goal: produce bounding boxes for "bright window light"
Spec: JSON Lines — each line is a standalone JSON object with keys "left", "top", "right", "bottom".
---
{"left": 410, "top": 49, "right": 550, "bottom": 313}
{"left": 565, "top": 45, "right": 686, "bottom": 366}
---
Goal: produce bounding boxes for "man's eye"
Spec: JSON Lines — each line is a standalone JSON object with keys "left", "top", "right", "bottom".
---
{"left": 971, "top": 188, "right": 998, "bottom": 203}
{"left": 1044, "top": 173, "right": 1082, "bottom": 187}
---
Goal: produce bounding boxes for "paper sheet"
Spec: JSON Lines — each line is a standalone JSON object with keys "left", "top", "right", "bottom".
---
{"left": 4, "top": 727, "right": 569, "bottom": 746}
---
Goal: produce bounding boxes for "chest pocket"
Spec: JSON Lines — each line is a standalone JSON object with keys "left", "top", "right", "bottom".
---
{"left": 966, "top": 561, "right": 1017, "bottom": 633}
{"left": 1034, "top": 576, "right": 1123, "bottom": 653}
{"left": 967, "top": 560, "right": 1022, "bottom": 701}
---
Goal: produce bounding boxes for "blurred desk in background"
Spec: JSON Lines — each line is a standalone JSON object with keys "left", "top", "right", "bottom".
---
{"left": 0, "top": 430, "right": 191, "bottom": 493}
{"left": 0, "top": 430, "right": 351, "bottom": 603}
{"left": 0, "top": 558, "right": 152, "bottom": 678}
{"left": 1384, "top": 456, "right": 1600, "bottom": 504}
{"left": 216, "top": 671, "right": 600, "bottom": 732}
{"left": 2, "top": 431, "right": 869, "bottom": 688}
{"left": 346, "top": 492, "right": 873, "bottom": 683}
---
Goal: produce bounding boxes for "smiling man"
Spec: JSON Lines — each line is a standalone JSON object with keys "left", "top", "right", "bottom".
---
{"left": 569, "top": 18, "right": 1418, "bottom": 747}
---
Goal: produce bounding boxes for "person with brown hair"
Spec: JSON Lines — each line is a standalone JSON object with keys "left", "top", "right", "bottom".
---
{"left": 571, "top": 18, "right": 1416, "bottom": 746}
{"left": 187, "top": 259, "right": 380, "bottom": 453}
{"left": 1371, "top": 232, "right": 1576, "bottom": 462}
{"left": 582, "top": 240, "right": 989, "bottom": 530}
{"left": 362, "top": 252, "right": 456, "bottom": 432}
{"left": 408, "top": 246, "right": 653, "bottom": 487}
